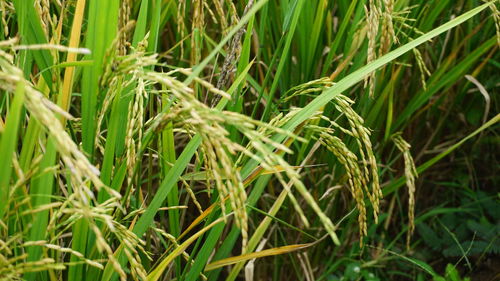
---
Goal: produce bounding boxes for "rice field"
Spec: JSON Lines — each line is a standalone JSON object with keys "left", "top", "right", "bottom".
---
{"left": 0, "top": 0, "right": 499, "bottom": 280}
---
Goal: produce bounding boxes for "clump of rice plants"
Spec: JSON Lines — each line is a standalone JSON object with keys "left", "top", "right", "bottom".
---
{"left": 0, "top": 0, "right": 498, "bottom": 280}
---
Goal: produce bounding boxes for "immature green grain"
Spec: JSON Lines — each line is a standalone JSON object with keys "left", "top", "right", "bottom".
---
{"left": 412, "top": 48, "right": 431, "bottom": 90}
{"left": 0, "top": 38, "right": 16, "bottom": 62}
{"left": 0, "top": 2, "right": 496, "bottom": 280}
{"left": 284, "top": 77, "right": 334, "bottom": 102}
{"left": 276, "top": 163, "right": 339, "bottom": 244}
{"left": 281, "top": 80, "right": 381, "bottom": 241}
{"left": 180, "top": 178, "right": 204, "bottom": 214}
{"left": 144, "top": 66, "right": 344, "bottom": 249}
{"left": 176, "top": 0, "right": 187, "bottom": 58}
{"left": 239, "top": 109, "right": 341, "bottom": 243}
{"left": 0, "top": 0, "right": 11, "bottom": 36}
{"left": 332, "top": 95, "right": 381, "bottom": 222}
{"left": 141, "top": 69, "right": 251, "bottom": 252}
{"left": 391, "top": 133, "right": 418, "bottom": 249}
{"left": 191, "top": 0, "right": 204, "bottom": 65}
{"left": 380, "top": 0, "right": 397, "bottom": 55}
{"left": 23, "top": 241, "right": 103, "bottom": 269}
{"left": 0, "top": 58, "right": 104, "bottom": 198}
{"left": 365, "top": 0, "right": 381, "bottom": 97}
{"left": 95, "top": 77, "right": 120, "bottom": 149}
{"left": 316, "top": 130, "right": 368, "bottom": 238}
{"left": 119, "top": 0, "right": 131, "bottom": 55}
{"left": 125, "top": 76, "right": 146, "bottom": 187}
{"left": 34, "top": 0, "right": 52, "bottom": 37}
{"left": 213, "top": 0, "right": 229, "bottom": 33}
{"left": 487, "top": 1, "right": 500, "bottom": 46}
{"left": 0, "top": 48, "right": 148, "bottom": 280}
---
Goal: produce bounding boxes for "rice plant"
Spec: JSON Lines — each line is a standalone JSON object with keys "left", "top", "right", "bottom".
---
{"left": 0, "top": 0, "right": 498, "bottom": 280}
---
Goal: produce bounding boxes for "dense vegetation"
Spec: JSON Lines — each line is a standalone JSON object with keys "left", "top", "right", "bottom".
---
{"left": 0, "top": 0, "right": 498, "bottom": 280}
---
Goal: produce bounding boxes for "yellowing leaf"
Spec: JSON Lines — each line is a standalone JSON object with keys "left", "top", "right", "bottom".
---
{"left": 147, "top": 218, "right": 225, "bottom": 281}
{"left": 205, "top": 243, "right": 315, "bottom": 271}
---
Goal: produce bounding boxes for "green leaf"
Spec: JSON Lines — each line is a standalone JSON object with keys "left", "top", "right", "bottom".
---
{"left": 0, "top": 82, "right": 25, "bottom": 219}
